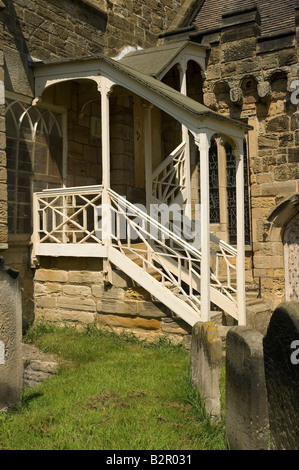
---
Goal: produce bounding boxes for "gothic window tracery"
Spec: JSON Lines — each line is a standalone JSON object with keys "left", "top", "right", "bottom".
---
{"left": 5, "top": 98, "right": 63, "bottom": 235}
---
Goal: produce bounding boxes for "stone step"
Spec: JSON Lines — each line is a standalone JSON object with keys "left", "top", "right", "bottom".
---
{"left": 23, "top": 343, "right": 59, "bottom": 389}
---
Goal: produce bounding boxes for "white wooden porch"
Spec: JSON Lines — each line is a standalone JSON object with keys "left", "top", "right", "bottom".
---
{"left": 30, "top": 47, "right": 251, "bottom": 326}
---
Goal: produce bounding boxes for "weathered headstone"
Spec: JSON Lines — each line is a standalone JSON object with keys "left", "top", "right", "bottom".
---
{"left": 190, "top": 321, "right": 222, "bottom": 422}
{"left": 226, "top": 326, "right": 269, "bottom": 450}
{"left": 0, "top": 260, "right": 23, "bottom": 411}
{"left": 263, "top": 301, "right": 299, "bottom": 450}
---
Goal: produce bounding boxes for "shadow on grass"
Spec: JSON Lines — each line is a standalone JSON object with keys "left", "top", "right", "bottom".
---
{"left": 22, "top": 390, "right": 44, "bottom": 408}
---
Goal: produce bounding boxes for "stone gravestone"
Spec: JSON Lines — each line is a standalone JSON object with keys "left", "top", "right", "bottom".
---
{"left": 190, "top": 321, "right": 222, "bottom": 422}
{"left": 226, "top": 326, "right": 269, "bottom": 450}
{"left": 0, "top": 259, "right": 23, "bottom": 411}
{"left": 263, "top": 301, "right": 299, "bottom": 450}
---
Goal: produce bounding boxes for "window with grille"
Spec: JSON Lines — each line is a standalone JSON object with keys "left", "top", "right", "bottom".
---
{"left": 225, "top": 141, "right": 250, "bottom": 245}
{"left": 5, "top": 99, "right": 63, "bottom": 235}
{"left": 197, "top": 138, "right": 220, "bottom": 224}
{"left": 197, "top": 138, "right": 251, "bottom": 245}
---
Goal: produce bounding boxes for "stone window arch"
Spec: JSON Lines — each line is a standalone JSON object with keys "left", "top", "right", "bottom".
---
{"left": 6, "top": 98, "right": 64, "bottom": 235}
{"left": 196, "top": 136, "right": 250, "bottom": 245}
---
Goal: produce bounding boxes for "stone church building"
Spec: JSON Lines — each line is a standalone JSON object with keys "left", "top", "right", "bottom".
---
{"left": 0, "top": 0, "right": 298, "bottom": 342}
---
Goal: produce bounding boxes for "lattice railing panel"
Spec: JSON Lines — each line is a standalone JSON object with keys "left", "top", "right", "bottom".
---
{"left": 33, "top": 186, "right": 103, "bottom": 244}
{"left": 152, "top": 141, "right": 186, "bottom": 205}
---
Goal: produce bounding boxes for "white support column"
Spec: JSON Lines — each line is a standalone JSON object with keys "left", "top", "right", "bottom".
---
{"left": 194, "top": 131, "right": 211, "bottom": 322}
{"left": 179, "top": 61, "right": 192, "bottom": 220}
{"left": 235, "top": 140, "right": 246, "bottom": 325}
{"left": 143, "top": 102, "right": 153, "bottom": 215}
{"left": 100, "top": 77, "right": 113, "bottom": 284}
{"left": 143, "top": 102, "right": 155, "bottom": 262}
{"left": 101, "top": 77, "right": 112, "bottom": 191}
{"left": 62, "top": 111, "right": 68, "bottom": 188}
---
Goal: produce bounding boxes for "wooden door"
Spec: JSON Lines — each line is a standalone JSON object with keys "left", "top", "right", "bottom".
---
{"left": 284, "top": 213, "right": 299, "bottom": 301}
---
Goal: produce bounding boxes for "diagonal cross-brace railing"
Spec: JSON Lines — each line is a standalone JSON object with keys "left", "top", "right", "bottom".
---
{"left": 151, "top": 141, "right": 187, "bottom": 206}
{"left": 32, "top": 185, "right": 104, "bottom": 245}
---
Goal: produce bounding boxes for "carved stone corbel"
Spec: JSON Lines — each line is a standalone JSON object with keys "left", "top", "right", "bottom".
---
{"left": 257, "top": 81, "right": 270, "bottom": 99}
{"left": 230, "top": 86, "right": 243, "bottom": 104}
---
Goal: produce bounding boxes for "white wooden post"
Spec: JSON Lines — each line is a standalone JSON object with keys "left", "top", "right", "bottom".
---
{"left": 143, "top": 102, "right": 153, "bottom": 215}
{"left": 62, "top": 110, "right": 68, "bottom": 188}
{"left": 143, "top": 102, "right": 154, "bottom": 261}
{"left": 179, "top": 60, "right": 192, "bottom": 221}
{"left": 100, "top": 77, "right": 113, "bottom": 284}
{"left": 194, "top": 131, "right": 211, "bottom": 322}
{"left": 235, "top": 140, "right": 246, "bottom": 325}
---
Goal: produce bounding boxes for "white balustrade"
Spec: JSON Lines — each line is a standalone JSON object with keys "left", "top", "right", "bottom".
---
{"left": 31, "top": 184, "right": 240, "bottom": 322}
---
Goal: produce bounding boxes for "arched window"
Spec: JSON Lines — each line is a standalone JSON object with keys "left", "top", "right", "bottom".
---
{"left": 6, "top": 99, "right": 63, "bottom": 235}
{"left": 225, "top": 141, "right": 250, "bottom": 245}
{"left": 208, "top": 138, "right": 220, "bottom": 224}
{"left": 197, "top": 138, "right": 220, "bottom": 224}
{"left": 197, "top": 137, "right": 250, "bottom": 245}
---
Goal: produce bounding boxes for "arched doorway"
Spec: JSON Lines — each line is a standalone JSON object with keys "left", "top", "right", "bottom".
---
{"left": 284, "top": 212, "right": 299, "bottom": 301}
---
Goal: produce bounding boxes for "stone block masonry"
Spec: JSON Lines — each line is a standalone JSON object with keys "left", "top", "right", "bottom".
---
{"left": 2, "top": 0, "right": 186, "bottom": 96}
{"left": 196, "top": 10, "right": 299, "bottom": 308}
{"left": 34, "top": 257, "right": 192, "bottom": 346}
{"left": 0, "top": 6, "right": 7, "bottom": 250}
{"left": 23, "top": 343, "right": 58, "bottom": 389}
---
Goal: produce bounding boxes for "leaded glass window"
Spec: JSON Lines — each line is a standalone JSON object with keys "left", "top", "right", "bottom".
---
{"left": 226, "top": 142, "right": 250, "bottom": 245}
{"left": 197, "top": 139, "right": 220, "bottom": 224}
{"left": 209, "top": 140, "right": 220, "bottom": 224}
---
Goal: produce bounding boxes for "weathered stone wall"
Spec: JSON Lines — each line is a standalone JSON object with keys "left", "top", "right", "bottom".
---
{"left": 104, "top": 0, "right": 186, "bottom": 57}
{"left": 0, "top": 3, "right": 7, "bottom": 251}
{"left": 110, "top": 89, "right": 136, "bottom": 201}
{"left": 1, "top": 0, "right": 188, "bottom": 329}
{"left": 34, "top": 257, "right": 192, "bottom": 346}
{"left": 193, "top": 7, "right": 299, "bottom": 307}
{"left": 2, "top": 0, "right": 186, "bottom": 97}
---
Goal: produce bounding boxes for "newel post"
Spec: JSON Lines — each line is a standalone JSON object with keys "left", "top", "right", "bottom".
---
{"left": 193, "top": 130, "right": 212, "bottom": 322}
{"left": 234, "top": 139, "right": 246, "bottom": 325}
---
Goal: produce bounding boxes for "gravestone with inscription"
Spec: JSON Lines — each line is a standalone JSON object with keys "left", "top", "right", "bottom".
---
{"left": 0, "top": 259, "right": 23, "bottom": 410}
{"left": 263, "top": 301, "right": 299, "bottom": 450}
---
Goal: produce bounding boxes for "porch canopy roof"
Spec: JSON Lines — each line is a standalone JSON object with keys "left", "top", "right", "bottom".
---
{"left": 118, "top": 40, "right": 208, "bottom": 79}
{"left": 31, "top": 50, "right": 251, "bottom": 145}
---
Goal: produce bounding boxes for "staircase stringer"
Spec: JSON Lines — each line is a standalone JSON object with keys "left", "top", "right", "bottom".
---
{"left": 109, "top": 247, "right": 201, "bottom": 327}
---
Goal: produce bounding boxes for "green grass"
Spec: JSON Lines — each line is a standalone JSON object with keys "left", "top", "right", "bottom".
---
{"left": 0, "top": 322, "right": 226, "bottom": 450}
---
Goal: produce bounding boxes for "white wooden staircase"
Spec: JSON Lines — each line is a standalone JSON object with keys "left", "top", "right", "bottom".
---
{"left": 31, "top": 141, "right": 244, "bottom": 327}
